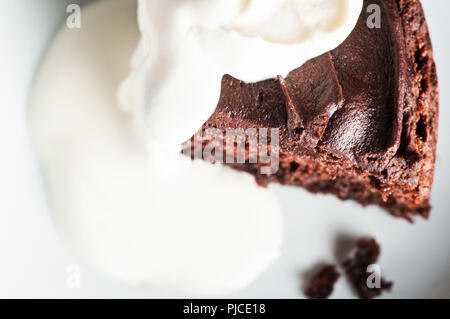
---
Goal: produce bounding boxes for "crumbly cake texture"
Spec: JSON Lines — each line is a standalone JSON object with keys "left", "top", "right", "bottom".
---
{"left": 185, "top": 0, "right": 438, "bottom": 221}
{"left": 343, "top": 238, "right": 393, "bottom": 299}
{"left": 305, "top": 265, "right": 341, "bottom": 299}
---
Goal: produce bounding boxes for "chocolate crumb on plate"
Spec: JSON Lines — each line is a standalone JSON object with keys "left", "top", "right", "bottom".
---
{"left": 305, "top": 264, "right": 341, "bottom": 299}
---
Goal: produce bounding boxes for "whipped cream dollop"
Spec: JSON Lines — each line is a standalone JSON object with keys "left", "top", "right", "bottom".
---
{"left": 29, "top": 0, "right": 282, "bottom": 297}
{"left": 119, "top": 0, "right": 363, "bottom": 144}
{"left": 29, "top": 0, "right": 363, "bottom": 297}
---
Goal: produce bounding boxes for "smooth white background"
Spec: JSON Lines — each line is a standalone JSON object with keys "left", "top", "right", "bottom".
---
{"left": 0, "top": 0, "right": 449, "bottom": 298}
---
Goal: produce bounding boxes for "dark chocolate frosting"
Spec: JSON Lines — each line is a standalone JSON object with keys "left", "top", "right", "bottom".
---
{"left": 209, "top": 0, "right": 409, "bottom": 174}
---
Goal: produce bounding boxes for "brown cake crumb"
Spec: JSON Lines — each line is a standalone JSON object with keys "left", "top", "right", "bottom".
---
{"left": 343, "top": 238, "right": 393, "bottom": 299}
{"left": 305, "top": 265, "right": 341, "bottom": 299}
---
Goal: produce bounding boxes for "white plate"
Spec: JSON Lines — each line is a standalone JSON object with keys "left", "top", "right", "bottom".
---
{"left": 0, "top": 0, "right": 449, "bottom": 298}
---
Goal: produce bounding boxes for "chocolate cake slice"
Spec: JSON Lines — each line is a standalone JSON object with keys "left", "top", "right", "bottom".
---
{"left": 185, "top": 0, "right": 438, "bottom": 221}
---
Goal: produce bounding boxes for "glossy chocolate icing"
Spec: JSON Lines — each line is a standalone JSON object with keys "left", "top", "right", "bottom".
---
{"left": 212, "top": 0, "right": 406, "bottom": 173}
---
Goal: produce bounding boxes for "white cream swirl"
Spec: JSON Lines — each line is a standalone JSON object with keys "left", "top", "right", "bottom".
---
{"left": 119, "top": 0, "right": 363, "bottom": 144}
